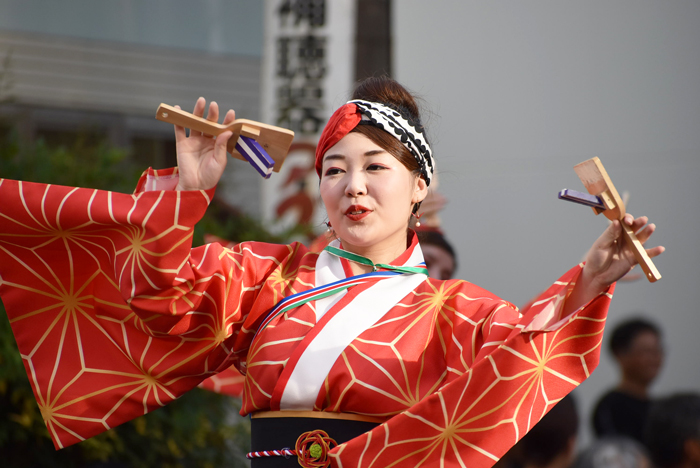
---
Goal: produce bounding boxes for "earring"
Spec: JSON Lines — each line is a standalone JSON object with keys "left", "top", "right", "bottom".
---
{"left": 326, "top": 221, "right": 332, "bottom": 230}
{"left": 411, "top": 212, "right": 423, "bottom": 227}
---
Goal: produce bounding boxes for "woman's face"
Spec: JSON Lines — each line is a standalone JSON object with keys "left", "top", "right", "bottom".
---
{"left": 320, "top": 132, "right": 427, "bottom": 256}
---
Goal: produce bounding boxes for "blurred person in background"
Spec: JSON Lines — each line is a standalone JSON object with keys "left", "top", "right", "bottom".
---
{"left": 645, "top": 393, "right": 700, "bottom": 468}
{"left": 592, "top": 318, "right": 664, "bottom": 444}
{"left": 413, "top": 185, "right": 457, "bottom": 280}
{"left": 416, "top": 228, "right": 456, "bottom": 280}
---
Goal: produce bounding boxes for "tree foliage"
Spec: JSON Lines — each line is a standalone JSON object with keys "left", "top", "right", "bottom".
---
{"left": 0, "top": 129, "right": 266, "bottom": 467}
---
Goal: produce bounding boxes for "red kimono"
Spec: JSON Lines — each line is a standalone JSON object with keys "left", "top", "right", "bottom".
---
{"left": 0, "top": 168, "right": 613, "bottom": 467}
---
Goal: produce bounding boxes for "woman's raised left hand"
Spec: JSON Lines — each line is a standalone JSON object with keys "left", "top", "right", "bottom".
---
{"left": 563, "top": 214, "right": 665, "bottom": 315}
{"left": 583, "top": 214, "right": 664, "bottom": 288}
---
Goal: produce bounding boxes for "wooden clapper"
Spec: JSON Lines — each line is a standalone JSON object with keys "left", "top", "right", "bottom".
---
{"left": 155, "top": 103, "right": 294, "bottom": 178}
{"left": 559, "top": 157, "right": 661, "bottom": 283}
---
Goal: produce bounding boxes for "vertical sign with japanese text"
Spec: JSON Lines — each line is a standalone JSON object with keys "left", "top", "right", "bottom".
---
{"left": 260, "top": 0, "right": 356, "bottom": 236}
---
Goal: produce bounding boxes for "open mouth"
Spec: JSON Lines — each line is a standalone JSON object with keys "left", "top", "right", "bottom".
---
{"left": 345, "top": 205, "right": 372, "bottom": 220}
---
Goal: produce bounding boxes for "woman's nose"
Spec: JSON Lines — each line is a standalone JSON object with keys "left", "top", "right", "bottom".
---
{"left": 345, "top": 171, "right": 367, "bottom": 197}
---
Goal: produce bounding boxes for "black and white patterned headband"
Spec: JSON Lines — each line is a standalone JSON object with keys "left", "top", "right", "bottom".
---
{"left": 349, "top": 99, "right": 435, "bottom": 186}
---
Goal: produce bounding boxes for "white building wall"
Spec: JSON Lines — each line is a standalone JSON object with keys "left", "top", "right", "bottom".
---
{"left": 0, "top": 1, "right": 265, "bottom": 216}
{"left": 393, "top": 0, "right": 700, "bottom": 447}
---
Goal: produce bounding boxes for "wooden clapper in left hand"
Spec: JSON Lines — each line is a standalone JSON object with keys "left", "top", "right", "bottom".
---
{"left": 558, "top": 157, "right": 661, "bottom": 283}
{"left": 155, "top": 103, "right": 294, "bottom": 178}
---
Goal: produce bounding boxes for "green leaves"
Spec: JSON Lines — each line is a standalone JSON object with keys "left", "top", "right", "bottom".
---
{"left": 0, "top": 130, "right": 142, "bottom": 192}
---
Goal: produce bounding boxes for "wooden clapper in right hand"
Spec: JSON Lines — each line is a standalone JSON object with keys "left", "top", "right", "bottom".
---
{"left": 155, "top": 103, "right": 294, "bottom": 179}
{"left": 559, "top": 157, "right": 662, "bottom": 283}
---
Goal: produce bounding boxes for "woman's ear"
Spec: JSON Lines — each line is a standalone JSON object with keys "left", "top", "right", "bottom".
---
{"left": 412, "top": 177, "right": 429, "bottom": 204}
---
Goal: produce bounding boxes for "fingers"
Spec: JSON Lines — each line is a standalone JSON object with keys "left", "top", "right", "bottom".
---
{"left": 601, "top": 219, "right": 623, "bottom": 248}
{"left": 629, "top": 215, "right": 649, "bottom": 233}
{"left": 214, "top": 131, "right": 233, "bottom": 163}
{"left": 646, "top": 245, "right": 665, "bottom": 259}
{"left": 205, "top": 101, "right": 220, "bottom": 137}
{"left": 173, "top": 97, "right": 234, "bottom": 149}
{"left": 190, "top": 97, "right": 207, "bottom": 137}
{"left": 222, "top": 109, "right": 236, "bottom": 126}
{"left": 607, "top": 214, "right": 656, "bottom": 246}
{"left": 622, "top": 213, "right": 665, "bottom": 258}
{"left": 173, "top": 105, "right": 187, "bottom": 143}
{"left": 635, "top": 222, "right": 656, "bottom": 244}
{"left": 626, "top": 214, "right": 657, "bottom": 245}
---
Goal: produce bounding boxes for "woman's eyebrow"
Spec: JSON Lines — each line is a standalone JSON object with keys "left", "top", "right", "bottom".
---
{"left": 323, "top": 150, "right": 387, "bottom": 163}
{"left": 323, "top": 154, "right": 345, "bottom": 163}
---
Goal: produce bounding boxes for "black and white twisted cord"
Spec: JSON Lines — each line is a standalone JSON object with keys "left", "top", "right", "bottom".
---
{"left": 349, "top": 99, "right": 435, "bottom": 186}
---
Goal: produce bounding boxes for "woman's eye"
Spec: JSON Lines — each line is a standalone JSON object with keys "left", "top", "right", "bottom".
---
{"left": 367, "top": 164, "right": 386, "bottom": 171}
{"left": 324, "top": 167, "right": 343, "bottom": 176}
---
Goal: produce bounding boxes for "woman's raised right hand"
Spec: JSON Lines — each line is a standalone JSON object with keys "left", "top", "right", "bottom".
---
{"left": 174, "top": 97, "right": 236, "bottom": 191}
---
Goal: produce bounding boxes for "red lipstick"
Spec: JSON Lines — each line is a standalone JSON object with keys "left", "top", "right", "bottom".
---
{"left": 344, "top": 205, "right": 372, "bottom": 221}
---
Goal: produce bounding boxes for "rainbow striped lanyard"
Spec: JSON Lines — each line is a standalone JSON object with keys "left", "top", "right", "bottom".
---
{"left": 252, "top": 246, "right": 429, "bottom": 340}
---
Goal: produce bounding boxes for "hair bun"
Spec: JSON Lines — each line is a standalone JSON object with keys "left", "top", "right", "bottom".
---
{"left": 351, "top": 76, "right": 421, "bottom": 123}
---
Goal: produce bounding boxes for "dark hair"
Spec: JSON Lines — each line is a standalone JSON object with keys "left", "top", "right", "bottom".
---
{"left": 645, "top": 393, "right": 700, "bottom": 468}
{"left": 416, "top": 229, "right": 457, "bottom": 269}
{"left": 572, "top": 437, "right": 650, "bottom": 468}
{"left": 609, "top": 318, "right": 661, "bottom": 357}
{"left": 351, "top": 76, "right": 421, "bottom": 123}
{"left": 350, "top": 77, "right": 429, "bottom": 213}
{"left": 508, "top": 395, "right": 579, "bottom": 466}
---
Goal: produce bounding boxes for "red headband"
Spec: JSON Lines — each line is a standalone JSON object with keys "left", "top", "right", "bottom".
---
{"left": 314, "top": 103, "right": 361, "bottom": 177}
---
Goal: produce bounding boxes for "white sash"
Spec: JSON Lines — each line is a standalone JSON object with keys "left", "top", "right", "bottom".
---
{"left": 279, "top": 241, "right": 427, "bottom": 410}
{"left": 312, "top": 241, "right": 348, "bottom": 322}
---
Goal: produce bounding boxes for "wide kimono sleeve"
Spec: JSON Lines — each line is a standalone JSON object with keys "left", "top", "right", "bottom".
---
{"left": 0, "top": 169, "right": 297, "bottom": 449}
{"left": 329, "top": 265, "right": 614, "bottom": 468}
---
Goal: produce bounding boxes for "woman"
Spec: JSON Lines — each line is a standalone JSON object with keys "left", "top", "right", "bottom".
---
{"left": 0, "top": 77, "right": 662, "bottom": 467}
